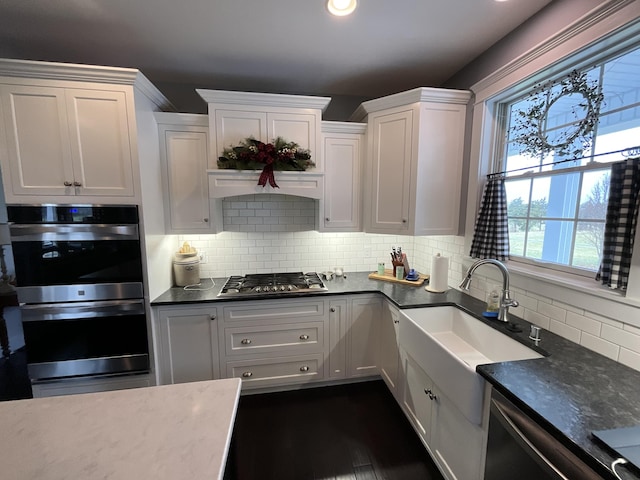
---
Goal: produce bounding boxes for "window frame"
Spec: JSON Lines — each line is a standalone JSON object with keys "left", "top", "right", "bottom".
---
{"left": 463, "top": 4, "right": 640, "bottom": 305}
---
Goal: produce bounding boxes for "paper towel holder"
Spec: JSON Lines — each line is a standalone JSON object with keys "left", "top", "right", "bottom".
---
{"left": 425, "top": 253, "right": 449, "bottom": 293}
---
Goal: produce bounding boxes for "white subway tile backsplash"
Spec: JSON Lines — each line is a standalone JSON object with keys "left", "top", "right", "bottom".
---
{"left": 550, "top": 319, "right": 581, "bottom": 343}
{"left": 580, "top": 333, "right": 620, "bottom": 360}
{"left": 566, "top": 311, "right": 601, "bottom": 336}
{"left": 537, "top": 301, "right": 567, "bottom": 323}
{"left": 523, "top": 309, "right": 550, "bottom": 330}
{"left": 601, "top": 324, "right": 640, "bottom": 354}
{"left": 619, "top": 348, "right": 640, "bottom": 371}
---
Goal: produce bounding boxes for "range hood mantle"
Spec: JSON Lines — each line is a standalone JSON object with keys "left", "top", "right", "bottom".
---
{"left": 199, "top": 89, "right": 330, "bottom": 201}
{"left": 207, "top": 170, "right": 324, "bottom": 199}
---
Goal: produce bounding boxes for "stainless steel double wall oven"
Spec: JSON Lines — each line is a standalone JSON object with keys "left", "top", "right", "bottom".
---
{"left": 8, "top": 205, "right": 149, "bottom": 383}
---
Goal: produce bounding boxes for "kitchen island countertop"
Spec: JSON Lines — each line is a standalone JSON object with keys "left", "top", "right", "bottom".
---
{"left": 151, "top": 272, "right": 640, "bottom": 480}
{"left": 0, "top": 378, "right": 241, "bottom": 480}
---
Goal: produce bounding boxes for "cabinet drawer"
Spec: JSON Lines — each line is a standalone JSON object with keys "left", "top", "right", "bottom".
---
{"left": 225, "top": 321, "right": 323, "bottom": 356}
{"left": 222, "top": 299, "right": 325, "bottom": 325}
{"left": 226, "top": 354, "right": 324, "bottom": 389}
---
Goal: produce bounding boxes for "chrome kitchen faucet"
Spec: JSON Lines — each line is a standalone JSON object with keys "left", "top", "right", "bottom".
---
{"left": 459, "top": 259, "right": 519, "bottom": 322}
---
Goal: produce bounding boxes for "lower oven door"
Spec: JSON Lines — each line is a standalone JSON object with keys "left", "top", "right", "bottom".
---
{"left": 21, "top": 299, "right": 150, "bottom": 381}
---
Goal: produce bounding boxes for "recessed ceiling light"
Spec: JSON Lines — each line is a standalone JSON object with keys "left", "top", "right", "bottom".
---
{"left": 327, "top": 0, "right": 357, "bottom": 16}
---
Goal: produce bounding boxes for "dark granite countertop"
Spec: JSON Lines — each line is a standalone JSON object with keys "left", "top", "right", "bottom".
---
{"left": 151, "top": 272, "right": 640, "bottom": 480}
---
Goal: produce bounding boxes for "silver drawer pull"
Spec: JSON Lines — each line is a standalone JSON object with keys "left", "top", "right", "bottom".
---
{"left": 242, "top": 372, "right": 253, "bottom": 378}
{"left": 73, "top": 181, "right": 82, "bottom": 187}
{"left": 299, "top": 366, "right": 310, "bottom": 372}
{"left": 63, "top": 181, "right": 73, "bottom": 187}
{"left": 330, "top": 307, "right": 336, "bottom": 312}
{"left": 299, "top": 334, "right": 310, "bottom": 341}
{"left": 241, "top": 338, "right": 252, "bottom": 345}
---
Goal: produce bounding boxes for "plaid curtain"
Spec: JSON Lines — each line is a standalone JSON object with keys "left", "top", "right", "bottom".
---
{"left": 470, "top": 176, "right": 509, "bottom": 260}
{"left": 596, "top": 158, "right": 640, "bottom": 290}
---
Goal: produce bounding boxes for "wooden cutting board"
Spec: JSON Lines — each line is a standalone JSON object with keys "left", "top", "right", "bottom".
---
{"left": 368, "top": 269, "right": 429, "bottom": 286}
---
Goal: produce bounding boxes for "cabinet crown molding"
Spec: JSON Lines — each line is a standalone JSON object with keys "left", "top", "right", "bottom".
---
{"left": 0, "top": 58, "right": 173, "bottom": 110}
{"left": 197, "top": 89, "right": 331, "bottom": 112}
{"left": 155, "top": 112, "right": 208, "bottom": 127}
{"left": 321, "top": 121, "right": 366, "bottom": 135}
{"left": 350, "top": 86, "right": 471, "bottom": 121}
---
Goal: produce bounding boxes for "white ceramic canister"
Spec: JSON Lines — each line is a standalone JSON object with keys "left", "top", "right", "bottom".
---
{"left": 173, "top": 255, "right": 200, "bottom": 286}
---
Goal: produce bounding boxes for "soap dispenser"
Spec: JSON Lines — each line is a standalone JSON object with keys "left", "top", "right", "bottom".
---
{"left": 484, "top": 290, "right": 500, "bottom": 318}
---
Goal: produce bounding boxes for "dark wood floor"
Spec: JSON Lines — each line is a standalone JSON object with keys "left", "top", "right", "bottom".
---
{"left": 224, "top": 380, "right": 444, "bottom": 480}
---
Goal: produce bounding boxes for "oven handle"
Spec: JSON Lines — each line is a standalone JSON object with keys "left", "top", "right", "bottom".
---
{"left": 9, "top": 224, "right": 139, "bottom": 241}
{"left": 20, "top": 299, "right": 145, "bottom": 321}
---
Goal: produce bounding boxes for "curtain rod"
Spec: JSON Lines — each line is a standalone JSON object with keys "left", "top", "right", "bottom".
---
{"left": 488, "top": 145, "right": 640, "bottom": 178}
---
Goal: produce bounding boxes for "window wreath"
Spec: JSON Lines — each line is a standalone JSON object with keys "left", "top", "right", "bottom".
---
{"left": 217, "top": 137, "right": 314, "bottom": 188}
{"left": 509, "top": 70, "right": 604, "bottom": 159}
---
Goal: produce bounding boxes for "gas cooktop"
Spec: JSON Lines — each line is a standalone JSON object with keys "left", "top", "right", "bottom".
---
{"left": 217, "top": 272, "right": 328, "bottom": 297}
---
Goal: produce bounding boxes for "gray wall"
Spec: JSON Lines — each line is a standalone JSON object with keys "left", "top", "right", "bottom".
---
{"left": 443, "top": 0, "right": 604, "bottom": 90}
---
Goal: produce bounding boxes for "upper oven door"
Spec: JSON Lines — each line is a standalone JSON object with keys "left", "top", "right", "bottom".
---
{"left": 9, "top": 223, "right": 144, "bottom": 303}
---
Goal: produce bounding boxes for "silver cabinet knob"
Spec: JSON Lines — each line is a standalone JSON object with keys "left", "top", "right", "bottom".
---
{"left": 299, "top": 366, "right": 310, "bottom": 372}
{"left": 402, "top": 218, "right": 407, "bottom": 223}
{"left": 325, "top": 217, "right": 330, "bottom": 222}
{"left": 330, "top": 307, "right": 336, "bottom": 313}
{"left": 240, "top": 338, "right": 252, "bottom": 345}
{"left": 242, "top": 372, "right": 253, "bottom": 378}
{"left": 64, "top": 181, "right": 73, "bottom": 186}
{"left": 204, "top": 218, "right": 209, "bottom": 223}
{"left": 73, "top": 181, "right": 82, "bottom": 187}
{"left": 393, "top": 319, "right": 399, "bottom": 324}
{"left": 209, "top": 314, "right": 216, "bottom": 320}
{"left": 299, "top": 334, "right": 310, "bottom": 341}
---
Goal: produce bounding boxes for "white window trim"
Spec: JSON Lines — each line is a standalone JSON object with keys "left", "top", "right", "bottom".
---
{"left": 464, "top": 0, "right": 640, "bottom": 315}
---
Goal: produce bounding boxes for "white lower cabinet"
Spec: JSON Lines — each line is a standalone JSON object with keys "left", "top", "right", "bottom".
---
{"left": 154, "top": 306, "right": 220, "bottom": 385}
{"left": 218, "top": 298, "right": 327, "bottom": 390}
{"left": 379, "top": 301, "right": 400, "bottom": 397}
{"left": 347, "top": 295, "right": 381, "bottom": 378}
{"left": 398, "top": 345, "right": 488, "bottom": 480}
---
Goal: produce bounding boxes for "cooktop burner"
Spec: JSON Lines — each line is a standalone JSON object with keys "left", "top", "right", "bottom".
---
{"left": 218, "top": 272, "right": 328, "bottom": 297}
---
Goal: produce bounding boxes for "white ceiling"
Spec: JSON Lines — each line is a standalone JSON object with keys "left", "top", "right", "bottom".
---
{"left": 0, "top": 0, "right": 553, "bottom": 112}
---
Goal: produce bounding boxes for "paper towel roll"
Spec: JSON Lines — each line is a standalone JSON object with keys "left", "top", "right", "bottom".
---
{"left": 426, "top": 253, "right": 449, "bottom": 293}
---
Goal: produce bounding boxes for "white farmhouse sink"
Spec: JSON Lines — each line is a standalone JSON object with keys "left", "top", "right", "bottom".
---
{"left": 399, "top": 306, "right": 543, "bottom": 425}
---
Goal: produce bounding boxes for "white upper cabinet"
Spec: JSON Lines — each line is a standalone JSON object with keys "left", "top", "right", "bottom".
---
{"left": 198, "top": 89, "right": 331, "bottom": 170}
{"left": 354, "top": 87, "right": 471, "bottom": 236}
{"left": 319, "top": 121, "right": 366, "bottom": 232}
{"left": 0, "top": 84, "right": 135, "bottom": 199}
{"left": 156, "top": 112, "right": 222, "bottom": 234}
{"left": 0, "top": 58, "right": 171, "bottom": 205}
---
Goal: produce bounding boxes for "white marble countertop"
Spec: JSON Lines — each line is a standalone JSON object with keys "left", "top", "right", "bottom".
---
{"left": 0, "top": 378, "right": 242, "bottom": 480}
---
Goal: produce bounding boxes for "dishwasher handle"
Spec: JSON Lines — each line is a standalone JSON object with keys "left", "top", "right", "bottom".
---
{"left": 490, "top": 391, "right": 603, "bottom": 480}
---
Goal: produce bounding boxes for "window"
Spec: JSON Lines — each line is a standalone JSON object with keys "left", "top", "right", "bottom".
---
{"left": 500, "top": 45, "right": 640, "bottom": 275}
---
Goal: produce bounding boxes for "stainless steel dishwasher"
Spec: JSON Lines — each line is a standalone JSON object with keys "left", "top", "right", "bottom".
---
{"left": 484, "top": 389, "right": 603, "bottom": 480}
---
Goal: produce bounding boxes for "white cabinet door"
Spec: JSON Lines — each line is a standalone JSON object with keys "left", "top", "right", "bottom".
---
{"left": 155, "top": 306, "right": 220, "bottom": 385}
{"left": 0, "top": 84, "right": 135, "bottom": 198}
{"left": 0, "top": 84, "right": 74, "bottom": 196}
{"left": 320, "top": 131, "right": 362, "bottom": 231}
{"left": 430, "top": 383, "right": 486, "bottom": 480}
{"left": 157, "top": 115, "right": 221, "bottom": 234}
{"left": 213, "top": 109, "right": 267, "bottom": 165}
{"left": 401, "top": 348, "right": 434, "bottom": 444}
{"left": 347, "top": 295, "right": 381, "bottom": 377}
{"left": 367, "top": 109, "right": 413, "bottom": 233}
{"left": 328, "top": 298, "right": 348, "bottom": 379}
{"left": 66, "top": 89, "right": 134, "bottom": 196}
{"left": 268, "top": 111, "right": 316, "bottom": 155}
{"left": 379, "top": 301, "right": 400, "bottom": 396}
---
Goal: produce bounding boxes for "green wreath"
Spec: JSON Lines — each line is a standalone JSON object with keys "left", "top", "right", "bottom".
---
{"left": 218, "top": 137, "right": 314, "bottom": 188}
{"left": 509, "top": 70, "right": 604, "bottom": 159}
